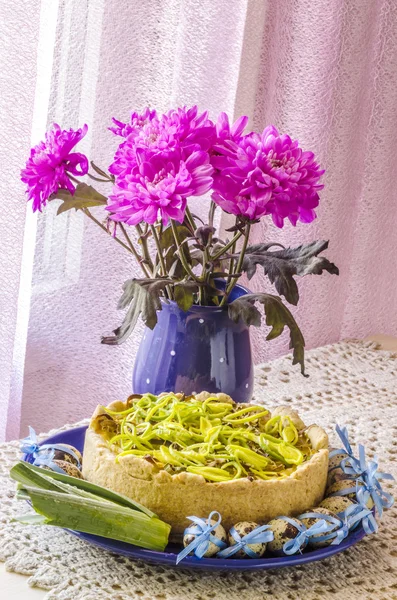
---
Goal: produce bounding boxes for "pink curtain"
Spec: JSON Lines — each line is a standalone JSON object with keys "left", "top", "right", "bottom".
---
{"left": 2, "top": 0, "right": 397, "bottom": 440}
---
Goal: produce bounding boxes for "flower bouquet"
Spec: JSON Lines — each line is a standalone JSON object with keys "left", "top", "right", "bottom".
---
{"left": 21, "top": 106, "right": 338, "bottom": 400}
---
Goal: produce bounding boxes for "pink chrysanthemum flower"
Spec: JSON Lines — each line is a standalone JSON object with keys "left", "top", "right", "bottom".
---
{"left": 21, "top": 124, "right": 88, "bottom": 212}
{"left": 212, "top": 125, "right": 324, "bottom": 227}
{"left": 109, "top": 106, "right": 216, "bottom": 180}
{"left": 109, "top": 108, "right": 157, "bottom": 138}
{"left": 107, "top": 149, "right": 213, "bottom": 226}
{"left": 214, "top": 111, "right": 248, "bottom": 143}
{"left": 163, "top": 105, "right": 216, "bottom": 155}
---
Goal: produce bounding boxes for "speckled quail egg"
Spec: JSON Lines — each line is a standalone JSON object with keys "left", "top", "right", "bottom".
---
{"left": 183, "top": 517, "right": 227, "bottom": 558}
{"left": 319, "top": 495, "right": 356, "bottom": 516}
{"left": 328, "top": 449, "right": 350, "bottom": 470}
{"left": 43, "top": 459, "right": 83, "bottom": 479}
{"left": 50, "top": 444, "right": 82, "bottom": 467}
{"left": 326, "top": 480, "right": 374, "bottom": 509}
{"left": 326, "top": 466, "right": 358, "bottom": 488}
{"left": 300, "top": 507, "right": 342, "bottom": 548}
{"left": 227, "top": 521, "right": 267, "bottom": 558}
{"left": 267, "top": 517, "right": 305, "bottom": 556}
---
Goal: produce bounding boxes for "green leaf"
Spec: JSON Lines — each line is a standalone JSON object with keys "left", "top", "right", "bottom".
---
{"left": 54, "top": 183, "right": 107, "bottom": 215}
{"left": 239, "top": 240, "right": 339, "bottom": 305}
{"left": 90, "top": 161, "right": 113, "bottom": 181}
{"left": 13, "top": 513, "right": 48, "bottom": 526}
{"left": 10, "top": 461, "right": 156, "bottom": 516}
{"left": 101, "top": 278, "right": 174, "bottom": 345}
{"left": 17, "top": 486, "right": 170, "bottom": 551}
{"left": 174, "top": 283, "right": 195, "bottom": 311}
{"left": 228, "top": 293, "right": 306, "bottom": 375}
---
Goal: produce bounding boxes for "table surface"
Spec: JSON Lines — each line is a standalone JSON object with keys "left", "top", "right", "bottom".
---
{"left": 1, "top": 333, "right": 396, "bottom": 599}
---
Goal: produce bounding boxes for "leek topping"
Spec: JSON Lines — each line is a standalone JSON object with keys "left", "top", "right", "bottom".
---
{"left": 102, "top": 394, "right": 314, "bottom": 482}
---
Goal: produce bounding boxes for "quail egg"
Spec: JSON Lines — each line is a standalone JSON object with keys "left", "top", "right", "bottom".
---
{"left": 326, "top": 466, "right": 357, "bottom": 488}
{"left": 43, "top": 459, "right": 83, "bottom": 479}
{"left": 50, "top": 444, "right": 82, "bottom": 467}
{"left": 328, "top": 449, "right": 349, "bottom": 470}
{"left": 326, "top": 480, "right": 374, "bottom": 509}
{"left": 183, "top": 517, "right": 227, "bottom": 558}
{"left": 267, "top": 517, "right": 304, "bottom": 555}
{"left": 300, "top": 507, "right": 342, "bottom": 548}
{"left": 319, "top": 495, "right": 356, "bottom": 516}
{"left": 227, "top": 521, "right": 267, "bottom": 558}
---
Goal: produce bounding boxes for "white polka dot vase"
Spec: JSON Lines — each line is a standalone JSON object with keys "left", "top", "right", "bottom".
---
{"left": 132, "top": 282, "right": 254, "bottom": 403}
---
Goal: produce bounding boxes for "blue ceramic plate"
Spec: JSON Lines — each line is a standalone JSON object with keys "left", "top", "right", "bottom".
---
{"left": 24, "top": 426, "right": 367, "bottom": 571}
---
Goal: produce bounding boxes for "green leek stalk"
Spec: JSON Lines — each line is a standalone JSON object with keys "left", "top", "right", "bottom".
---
{"left": 10, "top": 462, "right": 170, "bottom": 551}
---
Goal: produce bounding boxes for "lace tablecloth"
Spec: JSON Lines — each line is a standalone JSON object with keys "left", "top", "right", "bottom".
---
{"left": 1, "top": 340, "right": 396, "bottom": 600}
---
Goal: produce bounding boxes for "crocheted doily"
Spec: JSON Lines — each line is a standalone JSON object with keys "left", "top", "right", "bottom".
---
{"left": 1, "top": 340, "right": 396, "bottom": 600}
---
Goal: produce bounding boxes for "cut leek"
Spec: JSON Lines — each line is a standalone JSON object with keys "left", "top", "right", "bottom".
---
{"left": 14, "top": 486, "right": 170, "bottom": 551}
{"left": 10, "top": 461, "right": 155, "bottom": 516}
{"left": 11, "top": 461, "right": 171, "bottom": 551}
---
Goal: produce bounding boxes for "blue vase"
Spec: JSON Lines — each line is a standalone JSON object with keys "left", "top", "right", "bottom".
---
{"left": 132, "top": 283, "right": 254, "bottom": 403}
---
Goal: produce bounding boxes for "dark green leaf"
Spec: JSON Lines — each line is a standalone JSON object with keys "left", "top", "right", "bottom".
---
{"left": 228, "top": 296, "right": 262, "bottom": 327}
{"left": 228, "top": 293, "right": 306, "bottom": 375}
{"left": 54, "top": 183, "right": 107, "bottom": 215}
{"left": 174, "top": 283, "right": 195, "bottom": 311}
{"left": 101, "top": 278, "right": 174, "bottom": 345}
{"left": 239, "top": 240, "right": 339, "bottom": 305}
{"left": 90, "top": 161, "right": 113, "bottom": 181}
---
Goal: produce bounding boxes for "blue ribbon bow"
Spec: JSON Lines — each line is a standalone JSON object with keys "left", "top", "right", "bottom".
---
{"left": 176, "top": 511, "right": 227, "bottom": 564}
{"left": 32, "top": 449, "right": 68, "bottom": 474}
{"left": 330, "top": 426, "right": 394, "bottom": 519}
{"left": 20, "top": 427, "right": 81, "bottom": 469}
{"left": 217, "top": 524, "right": 274, "bottom": 558}
{"left": 329, "top": 425, "right": 354, "bottom": 459}
{"left": 356, "top": 455, "right": 394, "bottom": 518}
{"left": 20, "top": 426, "right": 40, "bottom": 455}
{"left": 340, "top": 503, "right": 378, "bottom": 535}
{"left": 277, "top": 516, "right": 330, "bottom": 555}
{"left": 298, "top": 511, "right": 348, "bottom": 546}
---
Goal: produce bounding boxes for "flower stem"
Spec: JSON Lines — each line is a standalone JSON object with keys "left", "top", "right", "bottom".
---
{"left": 220, "top": 223, "right": 251, "bottom": 306}
{"left": 82, "top": 208, "right": 137, "bottom": 256}
{"left": 208, "top": 200, "right": 217, "bottom": 229}
{"left": 226, "top": 217, "right": 239, "bottom": 286}
{"left": 150, "top": 224, "right": 172, "bottom": 299}
{"left": 184, "top": 206, "right": 196, "bottom": 233}
{"left": 211, "top": 229, "right": 243, "bottom": 262}
{"left": 136, "top": 223, "right": 155, "bottom": 273}
{"left": 170, "top": 220, "right": 200, "bottom": 282}
{"left": 119, "top": 223, "right": 151, "bottom": 277}
{"left": 150, "top": 225, "right": 167, "bottom": 275}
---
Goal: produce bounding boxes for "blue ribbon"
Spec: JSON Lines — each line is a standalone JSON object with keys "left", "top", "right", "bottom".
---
{"left": 32, "top": 449, "right": 68, "bottom": 474}
{"left": 217, "top": 524, "right": 274, "bottom": 558}
{"left": 329, "top": 425, "right": 354, "bottom": 460}
{"left": 330, "top": 426, "right": 394, "bottom": 519}
{"left": 20, "top": 426, "right": 40, "bottom": 455}
{"left": 298, "top": 511, "right": 348, "bottom": 546}
{"left": 20, "top": 427, "right": 81, "bottom": 469}
{"left": 176, "top": 511, "right": 227, "bottom": 564}
{"left": 277, "top": 516, "right": 330, "bottom": 555}
{"left": 340, "top": 503, "right": 378, "bottom": 535}
{"left": 356, "top": 458, "right": 394, "bottom": 518}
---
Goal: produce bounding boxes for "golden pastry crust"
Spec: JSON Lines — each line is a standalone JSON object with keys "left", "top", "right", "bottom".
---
{"left": 82, "top": 394, "right": 329, "bottom": 539}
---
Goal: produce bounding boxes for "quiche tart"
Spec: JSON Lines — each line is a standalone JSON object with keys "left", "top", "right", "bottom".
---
{"left": 82, "top": 392, "right": 329, "bottom": 539}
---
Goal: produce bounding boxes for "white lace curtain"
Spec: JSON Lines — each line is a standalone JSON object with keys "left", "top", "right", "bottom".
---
{"left": 1, "top": 0, "right": 397, "bottom": 441}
